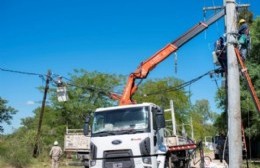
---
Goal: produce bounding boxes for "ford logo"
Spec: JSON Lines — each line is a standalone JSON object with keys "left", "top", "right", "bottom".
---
{"left": 112, "top": 140, "right": 122, "bottom": 145}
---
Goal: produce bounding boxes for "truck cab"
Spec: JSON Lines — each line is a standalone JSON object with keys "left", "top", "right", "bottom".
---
{"left": 84, "top": 103, "right": 167, "bottom": 168}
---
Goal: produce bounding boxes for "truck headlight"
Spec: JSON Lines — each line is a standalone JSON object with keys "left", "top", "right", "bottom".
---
{"left": 90, "top": 160, "right": 96, "bottom": 167}
{"left": 142, "top": 157, "right": 151, "bottom": 164}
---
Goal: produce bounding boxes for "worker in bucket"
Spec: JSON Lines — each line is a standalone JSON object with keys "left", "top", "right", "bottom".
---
{"left": 49, "top": 141, "right": 63, "bottom": 168}
{"left": 214, "top": 37, "right": 227, "bottom": 72}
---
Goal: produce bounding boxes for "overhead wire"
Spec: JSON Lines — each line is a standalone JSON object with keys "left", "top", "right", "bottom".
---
{"left": 143, "top": 68, "right": 221, "bottom": 97}
{"left": 0, "top": 66, "right": 221, "bottom": 99}
{"left": 0, "top": 67, "right": 44, "bottom": 77}
{"left": 0, "top": 66, "right": 117, "bottom": 98}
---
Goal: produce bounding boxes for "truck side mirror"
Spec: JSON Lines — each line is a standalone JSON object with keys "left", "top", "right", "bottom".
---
{"left": 83, "top": 116, "right": 91, "bottom": 136}
{"left": 156, "top": 108, "right": 165, "bottom": 129}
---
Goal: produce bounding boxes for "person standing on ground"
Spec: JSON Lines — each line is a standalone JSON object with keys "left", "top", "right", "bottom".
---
{"left": 217, "top": 134, "right": 225, "bottom": 163}
{"left": 49, "top": 141, "right": 63, "bottom": 168}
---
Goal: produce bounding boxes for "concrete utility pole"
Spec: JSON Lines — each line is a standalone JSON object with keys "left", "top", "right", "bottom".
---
{"left": 225, "top": 0, "right": 243, "bottom": 167}
{"left": 170, "top": 100, "right": 177, "bottom": 135}
{"left": 190, "top": 117, "right": 194, "bottom": 140}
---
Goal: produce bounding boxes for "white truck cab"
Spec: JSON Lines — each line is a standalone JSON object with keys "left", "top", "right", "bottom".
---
{"left": 84, "top": 103, "right": 167, "bottom": 168}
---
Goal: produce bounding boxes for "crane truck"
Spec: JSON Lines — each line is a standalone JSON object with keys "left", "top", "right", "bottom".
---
{"left": 83, "top": 9, "right": 225, "bottom": 168}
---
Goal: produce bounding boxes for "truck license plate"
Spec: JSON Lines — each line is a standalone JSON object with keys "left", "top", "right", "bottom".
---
{"left": 112, "top": 162, "right": 123, "bottom": 168}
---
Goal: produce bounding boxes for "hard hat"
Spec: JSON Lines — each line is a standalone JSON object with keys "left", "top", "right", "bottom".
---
{"left": 54, "top": 141, "right": 58, "bottom": 145}
{"left": 239, "top": 19, "right": 246, "bottom": 24}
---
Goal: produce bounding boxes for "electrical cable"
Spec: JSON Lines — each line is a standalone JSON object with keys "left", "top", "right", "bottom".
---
{"left": 144, "top": 68, "right": 221, "bottom": 97}
{"left": 0, "top": 66, "right": 117, "bottom": 98}
{"left": 0, "top": 66, "right": 221, "bottom": 100}
{"left": 0, "top": 67, "right": 44, "bottom": 77}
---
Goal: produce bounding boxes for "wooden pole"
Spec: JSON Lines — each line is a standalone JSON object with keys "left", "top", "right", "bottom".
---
{"left": 33, "top": 70, "right": 51, "bottom": 158}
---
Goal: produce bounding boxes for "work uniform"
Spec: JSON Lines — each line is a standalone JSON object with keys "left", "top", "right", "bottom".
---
{"left": 49, "top": 145, "right": 63, "bottom": 168}
{"left": 215, "top": 37, "right": 227, "bottom": 71}
{"left": 238, "top": 22, "right": 249, "bottom": 60}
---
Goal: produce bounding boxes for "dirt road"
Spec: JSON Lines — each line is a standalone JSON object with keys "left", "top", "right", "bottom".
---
{"left": 190, "top": 151, "right": 228, "bottom": 168}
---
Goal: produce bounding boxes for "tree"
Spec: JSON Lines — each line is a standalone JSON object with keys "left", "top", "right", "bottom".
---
{"left": 189, "top": 99, "right": 218, "bottom": 140}
{"left": 49, "top": 69, "right": 124, "bottom": 129}
{"left": 0, "top": 97, "right": 17, "bottom": 133}
{"left": 240, "top": 17, "right": 260, "bottom": 138}
{"left": 192, "top": 99, "right": 217, "bottom": 124}
{"left": 133, "top": 77, "right": 191, "bottom": 133}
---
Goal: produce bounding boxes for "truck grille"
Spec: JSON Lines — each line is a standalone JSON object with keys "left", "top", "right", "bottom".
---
{"left": 103, "top": 150, "right": 135, "bottom": 168}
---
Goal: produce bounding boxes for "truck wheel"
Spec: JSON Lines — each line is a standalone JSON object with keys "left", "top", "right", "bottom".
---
{"left": 165, "top": 156, "right": 174, "bottom": 168}
{"left": 82, "top": 159, "right": 89, "bottom": 168}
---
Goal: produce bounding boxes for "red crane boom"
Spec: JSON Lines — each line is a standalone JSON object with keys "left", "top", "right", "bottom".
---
{"left": 119, "top": 9, "right": 225, "bottom": 105}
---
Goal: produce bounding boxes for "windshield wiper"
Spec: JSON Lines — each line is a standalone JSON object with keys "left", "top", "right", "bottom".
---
{"left": 94, "top": 131, "right": 116, "bottom": 136}
{"left": 117, "top": 129, "right": 145, "bottom": 135}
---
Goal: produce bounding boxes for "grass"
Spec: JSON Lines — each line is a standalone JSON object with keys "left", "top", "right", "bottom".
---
{"left": 242, "top": 160, "right": 260, "bottom": 168}
{"left": 0, "top": 158, "right": 81, "bottom": 168}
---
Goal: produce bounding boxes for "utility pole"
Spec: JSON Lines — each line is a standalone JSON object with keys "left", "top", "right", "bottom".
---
{"left": 225, "top": 0, "right": 243, "bottom": 167}
{"left": 170, "top": 100, "right": 177, "bottom": 135}
{"left": 33, "top": 70, "right": 51, "bottom": 158}
{"left": 190, "top": 117, "right": 194, "bottom": 140}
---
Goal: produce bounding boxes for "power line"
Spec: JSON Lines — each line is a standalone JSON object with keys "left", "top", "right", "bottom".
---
{"left": 0, "top": 67, "right": 44, "bottom": 77}
{"left": 0, "top": 66, "right": 117, "bottom": 98}
{"left": 0, "top": 66, "right": 221, "bottom": 99}
{"left": 143, "top": 68, "right": 221, "bottom": 97}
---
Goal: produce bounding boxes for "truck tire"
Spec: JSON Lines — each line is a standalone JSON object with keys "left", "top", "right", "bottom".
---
{"left": 165, "top": 156, "right": 174, "bottom": 168}
{"left": 82, "top": 159, "right": 89, "bottom": 168}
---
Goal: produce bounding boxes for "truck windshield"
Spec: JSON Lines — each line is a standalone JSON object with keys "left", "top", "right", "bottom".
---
{"left": 92, "top": 106, "right": 150, "bottom": 136}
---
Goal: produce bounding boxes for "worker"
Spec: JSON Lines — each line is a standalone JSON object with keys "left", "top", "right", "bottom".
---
{"left": 217, "top": 133, "right": 225, "bottom": 163}
{"left": 238, "top": 19, "right": 249, "bottom": 60}
{"left": 56, "top": 76, "right": 64, "bottom": 87}
{"left": 49, "top": 141, "right": 63, "bottom": 168}
{"left": 214, "top": 37, "right": 227, "bottom": 72}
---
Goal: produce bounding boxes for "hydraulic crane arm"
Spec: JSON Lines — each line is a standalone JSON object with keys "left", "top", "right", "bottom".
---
{"left": 119, "top": 9, "right": 225, "bottom": 105}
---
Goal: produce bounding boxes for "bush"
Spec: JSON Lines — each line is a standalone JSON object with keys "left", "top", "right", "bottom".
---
{"left": 4, "top": 144, "right": 31, "bottom": 168}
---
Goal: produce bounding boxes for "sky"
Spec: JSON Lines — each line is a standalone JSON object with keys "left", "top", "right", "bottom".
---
{"left": 0, "top": 0, "right": 259, "bottom": 134}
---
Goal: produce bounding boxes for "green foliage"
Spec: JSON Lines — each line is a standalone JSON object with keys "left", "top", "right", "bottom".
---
{"left": 49, "top": 69, "right": 123, "bottom": 128}
{"left": 238, "top": 8, "right": 254, "bottom": 25}
{"left": 189, "top": 100, "right": 218, "bottom": 140}
{"left": 213, "top": 111, "right": 228, "bottom": 134}
{"left": 192, "top": 99, "right": 217, "bottom": 123}
{"left": 240, "top": 17, "right": 260, "bottom": 138}
{"left": 1, "top": 129, "right": 35, "bottom": 168}
{"left": 0, "top": 97, "right": 17, "bottom": 133}
{"left": 134, "top": 77, "right": 190, "bottom": 123}
{"left": 249, "top": 17, "right": 260, "bottom": 63}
